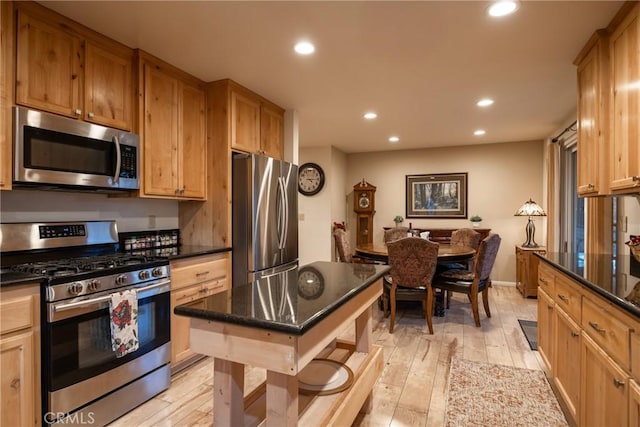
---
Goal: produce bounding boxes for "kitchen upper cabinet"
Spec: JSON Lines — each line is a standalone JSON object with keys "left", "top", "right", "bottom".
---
{"left": 1, "top": 1, "right": 14, "bottom": 191}
{"left": 609, "top": 2, "right": 640, "bottom": 193}
{"left": 15, "top": 5, "right": 134, "bottom": 130}
{"left": 139, "top": 51, "right": 206, "bottom": 200}
{"left": 574, "top": 29, "right": 610, "bottom": 196}
{"left": 217, "top": 79, "right": 285, "bottom": 160}
{"left": 0, "top": 282, "right": 41, "bottom": 427}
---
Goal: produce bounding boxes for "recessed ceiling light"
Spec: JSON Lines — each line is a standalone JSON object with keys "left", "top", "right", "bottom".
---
{"left": 488, "top": 1, "right": 519, "bottom": 17}
{"left": 474, "top": 130, "right": 486, "bottom": 136}
{"left": 294, "top": 41, "right": 315, "bottom": 55}
{"left": 389, "top": 136, "right": 400, "bottom": 143}
{"left": 477, "top": 98, "right": 494, "bottom": 107}
{"left": 363, "top": 112, "right": 377, "bottom": 120}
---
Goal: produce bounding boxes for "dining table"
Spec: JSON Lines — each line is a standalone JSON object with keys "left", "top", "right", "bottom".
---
{"left": 355, "top": 242, "right": 476, "bottom": 264}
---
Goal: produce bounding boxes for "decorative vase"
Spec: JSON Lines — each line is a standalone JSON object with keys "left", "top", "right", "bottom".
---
{"left": 471, "top": 221, "right": 481, "bottom": 228}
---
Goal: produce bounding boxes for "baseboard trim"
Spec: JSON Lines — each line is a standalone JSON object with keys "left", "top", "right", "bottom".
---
{"left": 492, "top": 281, "right": 516, "bottom": 287}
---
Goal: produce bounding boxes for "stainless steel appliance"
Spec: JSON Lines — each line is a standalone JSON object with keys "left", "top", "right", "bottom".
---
{"left": 232, "top": 153, "right": 298, "bottom": 287}
{"left": 0, "top": 221, "right": 170, "bottom": 426}
{"left": 13, "top": 107, "right": 139, "bottom": 191}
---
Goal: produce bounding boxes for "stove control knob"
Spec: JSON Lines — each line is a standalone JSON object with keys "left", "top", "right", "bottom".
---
{"left": 116, "top": 275, "right": 127, "bottom": 285}
{"left": 68, "top": 283, "right": 83, "bottom": 295}
{"left": 87, "top": 279, "right": 101, "bottom": 292}
{"left": 138, "top": 270, "right": 150, "bottom": 280}
{"left": 152, "top": 268, "right": 164, "bottom": 277}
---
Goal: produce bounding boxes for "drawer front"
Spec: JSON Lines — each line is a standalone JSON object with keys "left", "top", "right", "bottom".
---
{"left": 582, "top": 296, "right": 631, "bottom": 369}
{"left": 173, "top": 278, "right": 228, "bottom": 306}
{"left": 171, "top": 254, "right": 228, "bottom": 290}
{"left": 554, "top": 275, "right": 581, "bottom": 322}
{"left": 538, "top": 262, "right": 555, "bottom": 295}
{"left": 0, "top": 296, "right": 34, "bottom": 335}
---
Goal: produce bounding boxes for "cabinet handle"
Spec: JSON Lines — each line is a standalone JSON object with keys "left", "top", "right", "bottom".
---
{"left": 88, "top": 112, "right": 94, "bottom": 118}
{"left": 539, "top": 277, "right": 547, "bottom": 283}
{"left": 571, "top": 331, "right": 579, "bottom": 338}
{"left": 587, "top": 183, "right": 594, "bottom": 189}
{"left": 74, "top": 109, "right": 82, "bottom": 116}
{"left": 196, "top": 271, "right": 210, "bottom": 277}
{"left": 613, "top": 378, "right": 625, "bottom": 388}
{"left": 10, "top": 379, "right": 20, "bottom": 390}
{"left": 557, "top": 294, "right": 568, "bottom": 302}
{"left": 633, "top": 176, "right": 640, "bottom": 184}
{"left": 547, "top": 304, "right": 553, "bottom": 310}
{"left": 199, "top": 288, "right": 208, "bottom": 293}
{"left": 588, "top": 321, "right": 606, "bottom": 334}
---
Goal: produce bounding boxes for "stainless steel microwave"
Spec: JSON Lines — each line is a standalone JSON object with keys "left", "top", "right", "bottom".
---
{"left": 13, "top": 107, "right": 139, "bottom": 191}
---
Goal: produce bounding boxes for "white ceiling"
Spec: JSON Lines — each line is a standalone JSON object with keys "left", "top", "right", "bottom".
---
{"left": 40, "top": 1, "right": 623, "bottom": 154}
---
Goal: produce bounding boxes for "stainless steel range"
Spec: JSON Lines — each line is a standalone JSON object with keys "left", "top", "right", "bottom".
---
{"left": 0, "top": 221, "right": 171, "bottom": 426}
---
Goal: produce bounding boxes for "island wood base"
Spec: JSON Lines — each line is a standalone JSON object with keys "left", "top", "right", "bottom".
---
{"left": 189, "top": 278, "right": 383, "bottom": 426}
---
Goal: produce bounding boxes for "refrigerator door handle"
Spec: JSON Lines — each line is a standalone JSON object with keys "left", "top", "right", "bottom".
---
{"left": 260, "top": 262, "right": 298, "bottom": 279}
{"left": 281, "top": 175, "right": 289, "bottom": 249}
{"left": 277, "top": 176, "right": 287, "bottom": 250}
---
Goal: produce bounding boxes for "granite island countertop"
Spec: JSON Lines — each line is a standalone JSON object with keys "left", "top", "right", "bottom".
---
{"left": 535, "top": 252, "right": 640, "bottom": 319}
{"left": 174, "top": 261, "right": 390, "bottom": 335}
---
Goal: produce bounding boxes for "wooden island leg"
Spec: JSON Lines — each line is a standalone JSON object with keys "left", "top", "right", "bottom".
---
{"left": 213, "top": 358, "right": 245, "bottom": 426}
{"left": 266, "top": 370, "right": 298, "bottom": 427}
{"left": 355, "top": 304, "right": 374, "bottom": 413}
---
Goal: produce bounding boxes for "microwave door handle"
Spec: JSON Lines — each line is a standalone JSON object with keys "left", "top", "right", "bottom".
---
{"left": 112, "top": 136, "right": 121, "bottom": 184}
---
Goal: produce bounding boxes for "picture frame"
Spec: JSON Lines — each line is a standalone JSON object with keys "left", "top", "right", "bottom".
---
{"left": 406, "top": 172, "right": 467, "bottom": 218}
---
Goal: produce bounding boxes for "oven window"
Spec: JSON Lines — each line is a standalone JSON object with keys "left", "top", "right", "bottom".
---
{"left": 46, "top": 292, "right": 170, "bottom": 391}
{"left": 24, "top": 126, "right": 114, "bottom": 175}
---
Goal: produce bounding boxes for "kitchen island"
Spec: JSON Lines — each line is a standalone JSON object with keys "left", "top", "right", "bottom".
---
{"left": 174, "top": 261, "right": 389, "bottom": 426}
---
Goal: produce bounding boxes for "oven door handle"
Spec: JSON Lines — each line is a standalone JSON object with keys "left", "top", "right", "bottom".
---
{"left": 53, "top": 280, "right": 171, "bottom": 312}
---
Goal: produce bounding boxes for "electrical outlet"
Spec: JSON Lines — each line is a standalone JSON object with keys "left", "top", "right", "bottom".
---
{"left": 298, "top": 213, "right": 305, "bottom": 221}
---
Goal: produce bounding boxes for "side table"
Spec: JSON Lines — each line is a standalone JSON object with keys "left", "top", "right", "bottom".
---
{"left": 515, "top": 245, "right": 546, "bottom": 298}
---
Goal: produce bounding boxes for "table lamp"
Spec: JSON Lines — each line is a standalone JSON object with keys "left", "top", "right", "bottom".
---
{"left": 514, "top": 198, "right": 546, "bottom": 248}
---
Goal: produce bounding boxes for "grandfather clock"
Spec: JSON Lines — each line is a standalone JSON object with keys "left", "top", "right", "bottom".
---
{"left": 353, "top": 180, "right": 376, "bottom": 245}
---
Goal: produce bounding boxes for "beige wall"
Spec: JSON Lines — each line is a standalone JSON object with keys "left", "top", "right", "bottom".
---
{"left": 298, "top": 140, "right": 545, "bottom": 283}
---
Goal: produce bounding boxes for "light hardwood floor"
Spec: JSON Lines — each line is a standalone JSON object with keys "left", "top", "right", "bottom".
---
{"left": 109, "top": 285, "right": 542, "bottom": 427}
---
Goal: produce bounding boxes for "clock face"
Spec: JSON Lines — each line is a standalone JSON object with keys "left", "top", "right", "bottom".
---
{"left": 358, "top": 194, "right": 370, "bottom": 209}
{"left": 298, "top": 163, "right": 325, "bottom": 196}
{"left": 297, "top": 266, "right": 324, "bottom": 300}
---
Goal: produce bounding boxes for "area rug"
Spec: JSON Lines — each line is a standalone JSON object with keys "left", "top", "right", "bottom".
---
{"left": 445, "top": 358, "right": 568, "bottom": 427}
{"left": 518, "top": 319, "right": 538, "bottom": 350}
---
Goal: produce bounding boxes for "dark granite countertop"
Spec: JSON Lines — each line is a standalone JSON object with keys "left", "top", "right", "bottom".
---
{"left": 0, "top": 269, "right": 44, "bottom": 287}
{"left": 535, "top": 252, "right": 640, "bottom": 319}
{"left": 174, "top": 261, "right": 390, "bottom": 335}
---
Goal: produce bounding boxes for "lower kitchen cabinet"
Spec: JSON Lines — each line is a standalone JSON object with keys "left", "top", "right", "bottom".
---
{"left": 554, "top": 306, "right": 581, "bottom": 423}
{"left": 581, "top": 332, "right": 629, "bottom": 427}
{"left": 0, "top": 282, "right": 40, "bottom": 427}
{"left": 631, "top": 379, "right": 640, "bottom": 427}
{"left": 170, "top": 253, "right": 229, "bottom": 373}
{"left": 537, "top": 289, "right": 555, "bottom": 374}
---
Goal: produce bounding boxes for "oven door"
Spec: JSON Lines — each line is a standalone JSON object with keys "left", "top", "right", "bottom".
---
{"left": 14, "top": 106, "right": 139, "bottom": 190}
{"left": 44, "top": 279, "right": 170, "bottom": 416}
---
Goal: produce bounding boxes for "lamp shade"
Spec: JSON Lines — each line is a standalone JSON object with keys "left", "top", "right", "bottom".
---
{"left": 514, "top": 198, "right": 546, "bottom": 217}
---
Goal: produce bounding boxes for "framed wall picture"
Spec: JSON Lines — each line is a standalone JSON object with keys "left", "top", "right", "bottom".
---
{"left": 406, "top": 172, "right": 467, "bottom": 218}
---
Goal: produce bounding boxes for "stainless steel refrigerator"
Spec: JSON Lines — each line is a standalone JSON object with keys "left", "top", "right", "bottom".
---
{"left": 232, "top": 153, "right": 298, "bottom": 287}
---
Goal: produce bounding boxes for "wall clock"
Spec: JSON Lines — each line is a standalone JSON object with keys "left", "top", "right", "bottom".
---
{"left": 298, "top": 163, "right": 325, "bottom": 196}
{"left": 297, "top": 265, "right": 325, "bottom": 300}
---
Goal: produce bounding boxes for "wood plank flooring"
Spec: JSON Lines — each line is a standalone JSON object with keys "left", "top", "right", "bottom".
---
{"left": 109, "top": 285, "right": 542, "bottom": 427}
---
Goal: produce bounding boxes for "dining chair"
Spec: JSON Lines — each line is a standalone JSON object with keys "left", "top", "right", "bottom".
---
{"left": 440, "top": 227, "right": 482, "bottom": 307}
{"left": 332, "top": 225, "right": 374, "bottom": 264}
{"left": 383, "top": 237, "right": 439, "bottom": 334}
{"left": 433, "top": 233, "right": 501, "bottom": 327}
{"left": 384, "top": 227, "right": 409, "bottom": 243}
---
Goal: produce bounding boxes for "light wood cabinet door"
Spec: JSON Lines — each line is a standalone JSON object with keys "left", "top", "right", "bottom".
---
{"left": 84, "top": 41, "right": 133, "bottom": 130}
{"left": 230, "top": 89, "right": 261, "bottom": 154}
{"left": 537, "top": 289, "right": 555, "bottom": 374}
{"left": 610, "top": 3, "right": 640, "bottom": 193}
{"left": 576, "top": 30, "right": 610, "bottom": 196}
{"left": 143, "top": 64, "right": 179, "bottom": 197}
{"left": 581, "top": 332, "right": 629, "bottom": 427}
{"left": 0, "top": 332, "right": 35, "bottom": 427}
{"left": 16, "top": 10, "right": 82, "bottom": 118}
{"left": 554, "top": 306, "right": 581, "bottom": 424}
{"left": 261, "top": 102, "right": 284, "bottom": 160}
{"left": 178, "top": 82, "right": 206, "bottom": 199}
{"left": 0, "top": 1, "right": 14, "bottom": 191}
{"left": 631, "top": 380, "right": 640, "bottom": 427}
